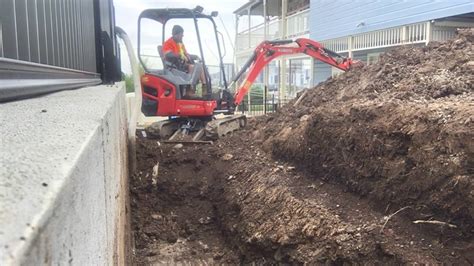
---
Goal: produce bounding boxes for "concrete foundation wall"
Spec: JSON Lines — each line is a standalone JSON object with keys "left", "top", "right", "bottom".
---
{"left": 0, "top": 83, "right": 130, "bottom": 265}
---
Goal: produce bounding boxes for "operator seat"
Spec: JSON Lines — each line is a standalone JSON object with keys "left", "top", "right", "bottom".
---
{"left": 157, "top": 45, "right": 201, "bottom": 87}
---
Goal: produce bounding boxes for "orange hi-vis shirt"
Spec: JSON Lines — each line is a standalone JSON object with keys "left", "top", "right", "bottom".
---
{"left": 163, "top": 37, "right": 188, "bottom": 61}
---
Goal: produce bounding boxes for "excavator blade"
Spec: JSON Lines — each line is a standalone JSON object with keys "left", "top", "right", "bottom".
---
{"left": 163, "top": 140, "right": 213, "bottom": 145}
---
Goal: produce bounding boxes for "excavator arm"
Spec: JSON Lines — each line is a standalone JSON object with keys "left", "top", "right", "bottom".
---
{"left": 231, "top": 38, "right": 356, "bottom": 106}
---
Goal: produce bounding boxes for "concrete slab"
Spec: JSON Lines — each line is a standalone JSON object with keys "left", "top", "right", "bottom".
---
{"left": 0, "top": 83, "right": 129, "bottom": 265}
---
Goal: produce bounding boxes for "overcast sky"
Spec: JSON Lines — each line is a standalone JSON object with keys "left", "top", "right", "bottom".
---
{"left": 114, "top": 0, "right": 247, "bottom": 73}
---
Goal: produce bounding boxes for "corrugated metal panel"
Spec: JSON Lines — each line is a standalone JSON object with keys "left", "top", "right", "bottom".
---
{"left": 0, "top": 0, "right": 121, "bottom": 102}
{"left": 0, "top": 0, "right": 97, "bottom": 72}
{"left": 310, "top": 0, "right": 474, "bottom": 40}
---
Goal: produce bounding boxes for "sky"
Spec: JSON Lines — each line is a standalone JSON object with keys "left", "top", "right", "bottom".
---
{"left": 114, "top": 0, "right": 248, "bottom": 74}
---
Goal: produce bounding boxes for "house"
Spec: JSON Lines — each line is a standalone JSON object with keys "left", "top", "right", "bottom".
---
{"left": 234, "top": 0, "right": 310, "bottom": 102}
{"left": 312, "top": 1, "right": 474, "bottom": 84}
{"left": 234, "top": 0, "right": 474, "bottom": 102}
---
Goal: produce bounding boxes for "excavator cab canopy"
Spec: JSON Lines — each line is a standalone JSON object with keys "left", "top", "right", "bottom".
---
{"left": 139, "top": 7, "right": 218, "bottom": 23}
{"left": 137, "top": 6, "right": 227, "bottom": 90}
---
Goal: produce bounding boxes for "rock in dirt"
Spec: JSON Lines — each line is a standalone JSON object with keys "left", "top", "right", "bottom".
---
{"left": 152, "top": 162, "right": 159, "bottom": 178}
{"left": 151, "top": 214, "right": 162, "bottom": 220}
{"left": 173, "top": 144, "right": 183, "bottom": 149}
{"left": 221, "top": 153, "right": 233, "bottom": 161}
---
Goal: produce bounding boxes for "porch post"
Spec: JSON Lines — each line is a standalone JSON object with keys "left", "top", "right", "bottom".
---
{"left": 263, "top": 0, "right": 268, "bottom": 114}
{"left": 425, "top": 21, "right": 432, "bottom": 45}
{"left": 279, "top": 0, "right": 288, "bottom": 104}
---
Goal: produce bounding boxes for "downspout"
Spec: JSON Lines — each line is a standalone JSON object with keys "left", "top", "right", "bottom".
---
{"left": 115, "top": 26, "right": 142, "bottom": 175}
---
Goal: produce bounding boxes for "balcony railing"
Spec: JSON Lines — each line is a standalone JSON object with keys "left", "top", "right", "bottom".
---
{"left": 286, "top": 9, "right": 309, "bottom": 38}
{"left": 235, "top": 9, "right": 309, "bottom": 52}
{"left": 432, "top": 26, "right": 457, "bottom": 42}
{"left": 321, "top": 21, "right": 458, "bottom": 54}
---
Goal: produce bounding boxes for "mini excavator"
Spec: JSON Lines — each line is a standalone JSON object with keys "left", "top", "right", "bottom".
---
{"left": 139, "top": 6, "right": 356, "bottom": 142}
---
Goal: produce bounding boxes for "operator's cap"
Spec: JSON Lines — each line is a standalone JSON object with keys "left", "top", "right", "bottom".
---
{"left": 172, "top": 25, "right": 184, "bottom": 36}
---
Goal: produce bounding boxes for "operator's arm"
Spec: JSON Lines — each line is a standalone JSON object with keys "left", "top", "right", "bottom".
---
{"left": 181, "top": 43, "right": 193, "bottom": 63}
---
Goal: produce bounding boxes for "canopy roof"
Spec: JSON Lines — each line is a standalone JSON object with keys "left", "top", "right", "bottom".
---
{"left": 139, "top": 7, "right": 214, "bottom": 23}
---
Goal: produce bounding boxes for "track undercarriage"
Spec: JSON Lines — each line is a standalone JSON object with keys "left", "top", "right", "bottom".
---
{"left": 145, "top": 114, "right": 247, "bottom": 143}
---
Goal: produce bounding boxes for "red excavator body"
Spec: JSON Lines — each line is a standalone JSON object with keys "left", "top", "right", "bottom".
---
{"left": 137, "top": 6, "right": 359, "bottom": 141}
{"left": 141, "top": 74, "right": 217, "bottom": 117}
{"left": 141, "top": 37, "right": 357, "bottom": 118}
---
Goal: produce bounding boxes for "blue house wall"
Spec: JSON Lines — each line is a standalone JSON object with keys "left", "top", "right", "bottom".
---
{"left": 310, "top": 0, "right": 474, "bottom": 41}
{"left": 313, "top": 49, "right": 386, "bottom": 85}
{"left": 310, "top": 0, "right": 473, "bottom": 85}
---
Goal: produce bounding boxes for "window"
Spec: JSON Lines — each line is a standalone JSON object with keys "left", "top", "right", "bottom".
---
{"left": 331, "top": 67, "right": 344, "bottom": 78}
{"left": 287, "top": 58, "right": 312, "bottom": 97}
{"left": 367, "top": 52, "right": 381, "bottom": 65}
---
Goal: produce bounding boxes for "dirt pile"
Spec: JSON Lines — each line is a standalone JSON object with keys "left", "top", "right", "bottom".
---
{"left": 130, "top": 29, "right": 473, "bottom": 264}
{"left": 256, "top": 29, "right": 474, "bottom": 235}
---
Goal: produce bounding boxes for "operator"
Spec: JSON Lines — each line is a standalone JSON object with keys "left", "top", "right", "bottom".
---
{"left": 162, "top": 25, "right": 206, "bottom": 97}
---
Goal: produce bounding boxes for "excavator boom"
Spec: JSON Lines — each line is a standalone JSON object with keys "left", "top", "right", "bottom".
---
{"left": 231, "top": 38, "right": 356, "bottom": 106}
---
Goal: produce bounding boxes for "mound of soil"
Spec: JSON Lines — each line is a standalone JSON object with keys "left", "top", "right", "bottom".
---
{"left": 130, "top": 29, "right": 473, "bottom": 264}
{"left": 256, "top": 29, "right": 474, "bottom": 235}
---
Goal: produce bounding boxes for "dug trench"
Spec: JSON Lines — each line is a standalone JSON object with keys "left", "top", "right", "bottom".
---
{"left": 131, "top": 126, "right": 472, "bottom": 264}
{"left": 130, "top": 29, "right": 473, "bottom": 264}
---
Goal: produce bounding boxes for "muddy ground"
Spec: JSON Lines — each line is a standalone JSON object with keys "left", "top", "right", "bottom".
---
{"left": 130, "top": 29, "right": 473, "bottom": 264}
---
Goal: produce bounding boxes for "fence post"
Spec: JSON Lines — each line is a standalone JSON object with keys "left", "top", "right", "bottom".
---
{"left": 247, "top": 87, "right": 251, "bottom": 115}
{"left": 348, "top": 36, "right": 353, "bottom": 58}
{"left": 272, "top": 94, "right": 276, "bottom": 112}
{"left": 402, "top": 25, "right": 408, "bottom": 43}
{"left": 264, "top": 85, "right": 268, "bottom": 114}
{"left": 425, "top": 21, "right": 432, "bottom": 45}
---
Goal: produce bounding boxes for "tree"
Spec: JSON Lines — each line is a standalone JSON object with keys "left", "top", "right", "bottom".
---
{"left": 121, "top": 58, "right": 147, "bottom": 93}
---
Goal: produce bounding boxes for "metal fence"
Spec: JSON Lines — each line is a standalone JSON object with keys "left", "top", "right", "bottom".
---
{"left": 238, "top": 96, "right": 292, "bottom": 116}
{"left": 0, "top": 0, "right": 120, "bottom": 102}
{"left": 1, "top": 0, "right": 97, "bottom": 71}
